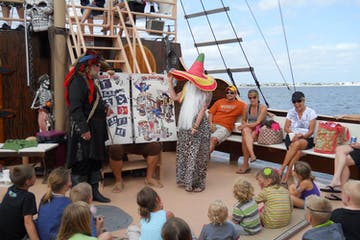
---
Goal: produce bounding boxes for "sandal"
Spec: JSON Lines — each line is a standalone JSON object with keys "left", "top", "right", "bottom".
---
{"left": 325, "top": 193, "right": 342, "bottom": 201}
{"left": 250, "top": 156, "right": 257, "bottom": 163}
{"left": 145, "top": 178, "right": 164, "bottom": 188}
{"left": 185, "top": 186, "right": 193, "bottom": 192}
{"left": 236, "top": 168, "right": 251, "bottom": 174}
{"left": 112, "top": 182, "right": 124, "bottom": 193}
{"left": 320, "top": 185, "right": 342, "bottom": 193}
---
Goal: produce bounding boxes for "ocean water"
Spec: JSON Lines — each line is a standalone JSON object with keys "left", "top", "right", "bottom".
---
{"left": 238, "top": 86, "right": 360, "bottom": 116}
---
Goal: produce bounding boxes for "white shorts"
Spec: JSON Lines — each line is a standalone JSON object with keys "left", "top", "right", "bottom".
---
{"left": 211, "top": 124, "right": 231, "bottom": 144}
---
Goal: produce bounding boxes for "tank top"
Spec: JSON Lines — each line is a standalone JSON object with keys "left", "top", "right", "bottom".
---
{"left": 300, "top": 181, "right": 320, "bottom": 199}
{"left": 246, "top": 104, "right": 265, "bottom": 124}
{"left": 139, "top": 210, "right": 166, "bottom": 240}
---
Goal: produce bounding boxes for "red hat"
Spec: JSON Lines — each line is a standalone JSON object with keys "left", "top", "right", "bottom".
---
{"left": 169, "top": 53, "right": 217, "bottom": 91}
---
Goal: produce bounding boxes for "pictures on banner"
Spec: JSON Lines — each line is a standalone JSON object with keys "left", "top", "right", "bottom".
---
{"left": 98, "top": 72, "right": 177, "bottom": 144}
{"left": 98, "top": 72, "right": 133, "bottom": 144}
{"left": 132, "top": 74, "right": 177, "bottom": 143}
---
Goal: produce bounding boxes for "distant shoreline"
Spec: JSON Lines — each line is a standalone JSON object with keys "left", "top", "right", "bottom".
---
{"left": 239, "top": 83, "right": 360, "bottom": 88}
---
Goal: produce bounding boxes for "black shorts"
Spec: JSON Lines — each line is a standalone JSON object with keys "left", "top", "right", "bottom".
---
{"left": 349, "top": 148, "right": 360, "bottom": 166}
{"left": 284, "top": 134, "right": 314, "bottom": 150}
{"left": 108, "top": 143, "right": 161, "bottom": 161}
{"left": 128, "top": 1, "right": 145, "bottom": 22}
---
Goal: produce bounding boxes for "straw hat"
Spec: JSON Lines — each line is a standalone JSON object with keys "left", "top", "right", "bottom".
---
{"left": 169, "top": 53, "right": 217, "bottom": 91}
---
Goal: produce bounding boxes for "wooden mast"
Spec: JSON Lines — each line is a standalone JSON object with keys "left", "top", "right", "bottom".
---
{"left": 52, "top": 0, "right": 66, "bottom": 131}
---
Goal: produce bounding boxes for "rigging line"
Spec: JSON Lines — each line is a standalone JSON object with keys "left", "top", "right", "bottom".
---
{"left": 198, "top": 0, "right": 229, "bottom": 70}
{"left": 278, "top": 0, "right": 296, "bottom": 91}
{"left": 243, "top": 0, "right": 290, "bottom": 90}
{"left": 220, "top": 0, "right": 269, "bottom": 107}
{"left": 179, "top": 0, "right": 200, "bottom": 57}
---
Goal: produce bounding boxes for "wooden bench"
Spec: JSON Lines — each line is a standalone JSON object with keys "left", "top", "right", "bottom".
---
{"left": 102, "top": 153, "right": 162, "bottom": 180}
{"left": 215, "top": 110, "right": 360, "bottom": 178}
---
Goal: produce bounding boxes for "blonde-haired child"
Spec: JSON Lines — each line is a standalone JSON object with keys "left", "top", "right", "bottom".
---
{"left": 136, "top": 186, "right": 174, "bottom": 240}
{"left": 254, "top": 167, "right": 292, "bottom": 228}
{"left": 70, "top": 182, "right": 110, "bottom": 238}
{"left": 57, "top": 201, "right": 112, "bottom": 240}
{"left": 37, "top": 167, "right": 72, "bottom": 240}
{"left": 0, "top": 165, "right": 39, "bottom": 240}
{"left": 331, "top": 181, "right": 360, "bottom": 240}
{"left": 199, "top": 200, "right": 239, "bottom": 240}
{"left": 303, "top": 195, "right": 344, "bottom": 240}
{"left": 288, "top": 161, "right": 320, "bottom": 208}
{"left": 232, "top": 179, "right": 261, "bottom": 235}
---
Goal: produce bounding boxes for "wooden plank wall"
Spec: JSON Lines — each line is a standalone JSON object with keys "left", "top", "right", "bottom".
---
{"left": 0, "top": 31, "right": 51, "bottom": 140}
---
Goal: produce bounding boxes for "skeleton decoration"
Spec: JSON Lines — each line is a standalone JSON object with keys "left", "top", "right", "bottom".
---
{"left": 31, "top": 74, "right": 54, "bottom": 131}
{"left": 25, "top": 0, "right": 54, "bottom": 32}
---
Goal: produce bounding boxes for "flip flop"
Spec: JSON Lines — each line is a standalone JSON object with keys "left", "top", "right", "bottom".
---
{"left": 250, "top": 156, "right": 257, "bottom": 163}
{"left": 145, "top": 178, "right": 164, "bottom": 188}
{"left": 236, "top": 168, "right": 251, "bottom": 174}
{"left": 325, "top": 193, "right": 342, "bottom": 201}
{"left": 320, "top": 185, "right": 342, "bottom": 193}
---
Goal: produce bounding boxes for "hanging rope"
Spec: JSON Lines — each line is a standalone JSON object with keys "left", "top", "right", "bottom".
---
{"left": 244, "top": 0, "right": 290, "bottom": 90}
{"left": 179, "top": 0, "right": 200, "bottom": 56}
{"left": 278, "top": 0, "right": 296, "bottom": 91}
{"left": 219, "top": 0, "right": 269, "bottom": 107}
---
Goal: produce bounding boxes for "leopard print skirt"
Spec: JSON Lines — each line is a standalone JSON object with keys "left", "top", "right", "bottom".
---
{"left": 176, "top": 117, "right": 210, "bottom": 190}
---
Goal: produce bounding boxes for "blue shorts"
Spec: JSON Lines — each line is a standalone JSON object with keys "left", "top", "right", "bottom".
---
{"left": 81, "top": 2, "right": 104, "bottom": 17}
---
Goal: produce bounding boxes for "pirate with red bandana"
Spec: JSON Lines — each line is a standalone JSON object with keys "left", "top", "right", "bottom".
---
{"left": 64, "top": 51, "right": 111, "bottom": 203}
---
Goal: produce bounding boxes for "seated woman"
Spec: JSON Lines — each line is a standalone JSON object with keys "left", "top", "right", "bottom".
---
{"left": 279, "top": 91, "right": 317, "bottom": 184}
{"left": 236, "top": 89, "right": 267, "bottom": 174}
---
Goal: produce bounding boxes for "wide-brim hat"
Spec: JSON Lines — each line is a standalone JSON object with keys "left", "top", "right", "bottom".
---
{"left": 169, "top": 53, "right": 217, "bottom": 91}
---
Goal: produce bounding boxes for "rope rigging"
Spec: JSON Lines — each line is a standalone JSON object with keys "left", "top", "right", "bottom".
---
{"left": 244, "top": 0, "right": 290, "bottom": 90}
{"left": 179, "top": 0, "right": 269, "bottom": 107}
{"left": 277, "top": 0, "right": 296, "bottom": 91}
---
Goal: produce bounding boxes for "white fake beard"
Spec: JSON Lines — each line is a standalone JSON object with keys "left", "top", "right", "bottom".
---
{"left": 178, "top": 82, "right": 206, "bottom": 130}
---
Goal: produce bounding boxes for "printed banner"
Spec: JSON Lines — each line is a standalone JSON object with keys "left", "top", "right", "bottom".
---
{"left": 98, "top": 72, "right": 177, "bottom": 144}
{"left": 98, "top": 72, "right": 133, "bottom": 144}
{"left": 132, "top": 74, "right": 177, "bottom": 143}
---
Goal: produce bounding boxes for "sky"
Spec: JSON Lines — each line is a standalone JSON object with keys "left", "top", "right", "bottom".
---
{"left": 175, "top": 0, "right": 360, "bottom": 85}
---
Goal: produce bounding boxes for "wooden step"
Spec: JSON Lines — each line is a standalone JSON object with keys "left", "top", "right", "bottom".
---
{"left": 184, "top": 7, "right": 229, "bottom": 19}
{"left": 206, "top": 67, "right": 252, "bottom": 74}
{"left": 194, "top": 38, "right": 242, "bottom": 47}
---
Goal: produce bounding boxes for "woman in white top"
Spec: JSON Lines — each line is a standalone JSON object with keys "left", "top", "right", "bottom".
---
{"left": 279, "top": 91, "right": 317, "bottom": 184}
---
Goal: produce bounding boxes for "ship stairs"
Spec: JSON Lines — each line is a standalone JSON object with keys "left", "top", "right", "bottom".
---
{"left": 66, "top": 0, "right": 178, "bottom": 73}
{"left": 179, "top": 0, "right": 268, "bottom": 106}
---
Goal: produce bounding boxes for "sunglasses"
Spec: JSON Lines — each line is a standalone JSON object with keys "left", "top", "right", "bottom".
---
{"left": 292, "top": 99, "right": 303, "bottom": 104}
{"left": 248, "top": 96, "right": 257, "bottom": 100}
{"left": 226, "top": 92, "right": 235, "bottom": 95}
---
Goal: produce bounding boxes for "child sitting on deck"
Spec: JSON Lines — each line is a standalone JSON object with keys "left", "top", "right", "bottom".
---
{"left": 231, "top": 179, "right": 262, "bottom": 235}
{"left": 199, "top": 200, "right": 239, "bottom": 240}
{"left": 70, "top": 182, "right": 111, "bottom": 239}
{"left": 136, "top": 186, "right": 174, "bottom": 240}
{"left": 288, "top": 161, "right": 320, "bottom": 208}
{"left": 161, "top": 217, "right": 195, "bottom": 240}
{"left": 57, "top": 201, "right": 112, "bottom": 240}
{"left": 0, "top": 165, "right": 39, "bottom": 240}
{"left": 330, "top": 181, "right": 360, "bottom": 240}
{"left": 254, "top": 167, "right": 292, "bottom": 228}
{"left": 303, "top": 195, "right": 345, "bottom": 240}
{"left": 37, "top": 167, "right": 72, "bottom": 240}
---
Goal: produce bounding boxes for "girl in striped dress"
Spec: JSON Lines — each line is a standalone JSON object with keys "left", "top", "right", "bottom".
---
{"left": 254, "top": 167, "right": 292, "bottom": 228}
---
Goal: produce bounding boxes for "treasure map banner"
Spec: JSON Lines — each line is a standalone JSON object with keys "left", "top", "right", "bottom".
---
{"left": 98, "top": 72, "right": 177, "bottom": 144}
{"left": 131, "top": 74, "right": 177, "bottom": 143}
